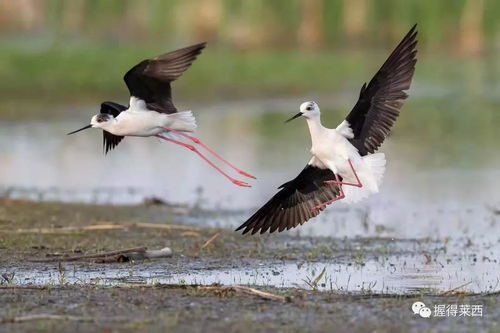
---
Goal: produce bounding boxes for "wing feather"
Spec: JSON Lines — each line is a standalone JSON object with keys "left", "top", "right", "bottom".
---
{"left": 344, "top": 25, "right": 418, "bottom": 155}
{"left": 236, "top": 165, "right": 341, "bottom": 235}
{"left": 103, "top": 131, "right": 124, "bottom": 154}
{"left": 123, "top": 43, "right": 206, "bottom": 114}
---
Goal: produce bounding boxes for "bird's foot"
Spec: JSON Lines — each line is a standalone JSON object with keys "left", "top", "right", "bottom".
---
{"left": 232, "top": 180, "right": 251, "bottom": 187}
{"left": 324, "top": 180, "right": 363, "bottom": 187}
{"left": 238, "top": 170, "right": 257, "bottom": 179}
{"left": 311, "top": 195, "right": 345, "bottom": 211}
{"left": 311, "top": 204, "right": 327, "bottom": 212}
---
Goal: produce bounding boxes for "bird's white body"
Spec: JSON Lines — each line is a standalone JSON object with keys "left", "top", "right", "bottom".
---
{"left": 302, "top": 102, "right": 386, "bottom": 203}
{"left": 68, "top": 42, "right": 255, "bottom": 187}
{"left": 92, "top": 97, "right": 197, "bottom": 137}
{"left": 238, "top": 26, "right": 416, "bottom": 234}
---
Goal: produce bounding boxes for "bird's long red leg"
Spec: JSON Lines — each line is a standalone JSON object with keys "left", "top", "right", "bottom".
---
{"left": 162, "top": 127, "right": 256, "bottom": 179}
{"left": 311, "top": 173, "right": 345, "bottom": 211}
{"left": 324, "top": 159, "right": 362, "bottom": 187}
{"left": 156, "top": 135, "right": 250, "bottom": 187}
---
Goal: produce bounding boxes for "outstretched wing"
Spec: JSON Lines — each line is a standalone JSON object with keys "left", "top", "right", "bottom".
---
{"left": 123, "top": 42, "right": 206, "bottom": 114}
{"left": 103, "top": 132, "right": 123, "bottom": 154}
{"left": 100, "top": 101, "right": 127, "bottom": 154}
{"left": 236, "top": 164, "right": 341, "bottom": 235}
{"left": 342, "top": 25, "right": 418, "bottom": 156}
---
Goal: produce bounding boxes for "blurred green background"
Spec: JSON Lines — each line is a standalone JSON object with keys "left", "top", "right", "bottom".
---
{"left": 0, "top": 0, "right": 499, "bottom": 119}
{"left": 0, "top": 0, "right": 499, "bottom": 219}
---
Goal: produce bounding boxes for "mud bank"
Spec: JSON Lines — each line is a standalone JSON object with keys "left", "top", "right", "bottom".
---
{"left": 1, "top": 199, "right": 498, "bottom": 332}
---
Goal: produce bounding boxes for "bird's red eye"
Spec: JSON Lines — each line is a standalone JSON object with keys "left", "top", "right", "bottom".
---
{"left": 97, "top": 118, "right": 103, "bottom": 123}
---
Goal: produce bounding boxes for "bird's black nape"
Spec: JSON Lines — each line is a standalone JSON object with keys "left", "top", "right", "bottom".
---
{"left": 99, "top": 101, "right": 127, "bottom": 154}
{"left": 101, "top": 101, "right": 127, "bottom": 117}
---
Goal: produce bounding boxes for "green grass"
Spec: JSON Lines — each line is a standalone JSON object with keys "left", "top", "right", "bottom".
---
{"left": 0, "top": 42, "right": 366, "bottom": 98}
{"left": 0, "top": 40, "right": 499, "bottom": 120}
{"left": 0, "top": 43, "right": 367, "bottom": 119}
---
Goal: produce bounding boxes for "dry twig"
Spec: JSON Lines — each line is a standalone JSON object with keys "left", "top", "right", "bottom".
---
{"left": 200, "top": 232, "right": 220, "bottom": 250}
{"left": 100, "top": 221, "right": 201, "bottom": 232}
{"left": 0, "top": 222, "right": 202, "bottom": 234}
{"left": 200, "top": 285, "right": 287, "bottom": 302}
{"left": 1, "top": 314, "right": 130, "bottom": 324}
{"left": 32, "top": 247, "right": 147, "bottom": 263}
{"left": 1, "top": 314, "right": 94, "bottom": 323}
{"left": 440, "top": 281, "right": 473, "bottom": 295}
{"left": 0, "top": 285, "right": 48, "bottom": 290}
{"left": 118, "top": 283, "right": 288, "bottom": 302}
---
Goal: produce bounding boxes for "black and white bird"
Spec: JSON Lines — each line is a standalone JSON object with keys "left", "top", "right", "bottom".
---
{"left": 237, "top": 25, "right": 418, "bottom": 234}
{"left": 68, "top": 43, "right": 255, "bottom": 187}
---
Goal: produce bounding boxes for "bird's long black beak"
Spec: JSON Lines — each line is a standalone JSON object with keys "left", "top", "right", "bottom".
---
{"left": 67, "top": 124, "right": 92, "bottom": 135}
{"left": 285, "top": 112, "right": 303, "bottom": 123}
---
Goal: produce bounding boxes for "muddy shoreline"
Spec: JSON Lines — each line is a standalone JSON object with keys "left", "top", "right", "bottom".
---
{"left": 1, "top": 198, "right": 498, "bottom": 332}
{"left": 1, "top": 285, "right": 497, "bottom": 332}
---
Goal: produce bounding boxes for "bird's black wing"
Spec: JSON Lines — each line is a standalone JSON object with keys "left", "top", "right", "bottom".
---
{"left": 236, "top": 165, "right": 341, "bottom": 235}
{"left": 344, "top": 25, "right": 418, "bottom": 156}
{"left": 100, "top": 101, "right": 127, "bottom": 154}
{"left": 123, "top": 42, "right": 206, "bottom": 114}
{"left": 103, "top": 131, "right": 124, "bottom": 154}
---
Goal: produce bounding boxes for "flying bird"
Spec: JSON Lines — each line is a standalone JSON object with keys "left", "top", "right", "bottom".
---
{"left": 237, "top": 25, "right": 418, "bottom": 234}
{"left": 68, "top": 43, "right": 255, "bottom": 187}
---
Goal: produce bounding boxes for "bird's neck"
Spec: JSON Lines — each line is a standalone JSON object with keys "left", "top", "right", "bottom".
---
{"left": 100, "top": 119, "right": 119, "bottom": 135}
{"left": 306, "top": 116, "right": 325, "bottom": 143}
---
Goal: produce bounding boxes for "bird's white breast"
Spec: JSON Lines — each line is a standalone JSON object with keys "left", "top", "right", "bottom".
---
{"left": 309, "top": 125, "right": 362, "bottom": 176}
{"left": 112, "top": 111, "right": 165, "bottom": 136}
{"left": 101, "top": 96, "right": 172, "bottom": 136}
{"left": 311, "top": 129, "right": 354, "bottom": 160}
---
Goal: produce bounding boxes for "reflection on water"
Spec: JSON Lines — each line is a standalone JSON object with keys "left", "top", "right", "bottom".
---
{"left": 1, "top": 96, "right": 500, "bottom": 294}
{"left": 1, "top": 96, "right": 499, "bottom": 239}
{"left": 2, "top": 237, "right": 499, "bottom": 294}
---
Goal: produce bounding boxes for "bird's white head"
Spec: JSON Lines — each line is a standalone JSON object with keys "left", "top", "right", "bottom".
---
{"left": 300, "top": 101, "right": 320, "bottom": 118}
{"left": 90, "top": 113, "right": 115, "bottom": 129}
{"left": 285, "top": 101, "right": 320, "bottom": 123}
{"left": 67, "top": 113, "right": 115, "bottom": 135}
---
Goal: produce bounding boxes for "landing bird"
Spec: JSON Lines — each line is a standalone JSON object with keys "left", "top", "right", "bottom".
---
{"left": 67, "top": 43, "right": 255, "bottom": 187}
{"left": 237, "top": 25, "right": 418, "bottom": 234}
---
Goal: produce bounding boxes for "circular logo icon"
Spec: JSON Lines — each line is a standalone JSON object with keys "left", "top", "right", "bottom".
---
{"left": 412, "top": 301, "right": 431, "bottom": 318}
{"left": 419, "top": 307, "right": 432, "bottom": 318}
{"left": 412, "top": 301, "right": 426, "bottom": 314}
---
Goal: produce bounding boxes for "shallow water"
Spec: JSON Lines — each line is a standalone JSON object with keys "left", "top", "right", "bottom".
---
{"left": 1, "top": 94, "right": 500, "bottom": 292}
{"left": 3, "top": 236, "right": 499, "bottom": 294}
{"left": 1, "top": 95, "right": 499, "bottom": 239}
